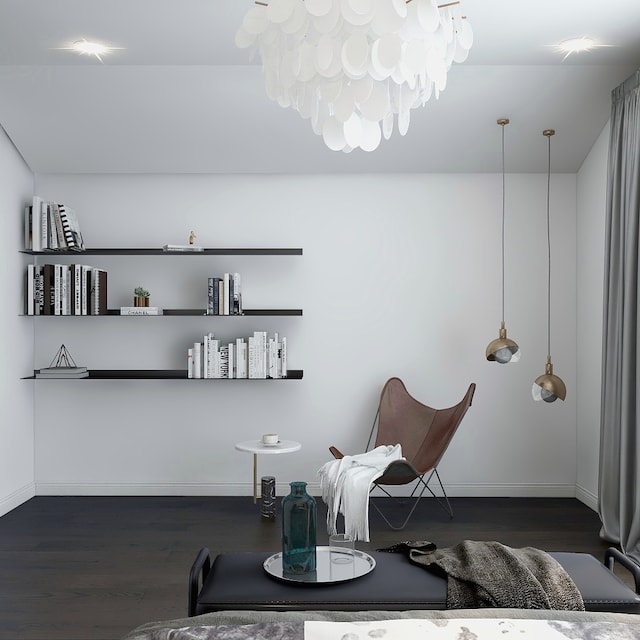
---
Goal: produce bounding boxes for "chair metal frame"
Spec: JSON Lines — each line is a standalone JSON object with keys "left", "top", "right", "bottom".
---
{"left": 330, "top": 378, "right": 475, "bottom": 531}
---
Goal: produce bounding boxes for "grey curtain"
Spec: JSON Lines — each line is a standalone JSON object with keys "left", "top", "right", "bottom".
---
{"left": 599, "top": 69, "right": 640, "bottom": 564}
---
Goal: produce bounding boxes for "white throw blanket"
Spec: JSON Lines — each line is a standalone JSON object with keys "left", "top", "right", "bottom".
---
{"left": 318, "top": 444, "right": 403, "bottom": 542}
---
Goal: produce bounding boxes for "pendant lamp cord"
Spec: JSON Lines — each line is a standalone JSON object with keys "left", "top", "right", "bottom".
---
{"left": 545, "top": 133, "right": 552, "bottom": 358}
{"left": 501, "top": 123, "right": 506, "bottom": 323}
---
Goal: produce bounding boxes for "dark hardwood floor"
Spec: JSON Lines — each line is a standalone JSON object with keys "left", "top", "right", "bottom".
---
{"left": 0, "top": 495, "right": 620, "bottom": 640}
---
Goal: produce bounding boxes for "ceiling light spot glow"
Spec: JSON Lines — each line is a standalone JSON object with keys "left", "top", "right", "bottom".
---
{"left": 56, "top": 38, "right": 123, "bottom": 62}
{"left": 549, "top": 37, "right": 611, "bottom": 60}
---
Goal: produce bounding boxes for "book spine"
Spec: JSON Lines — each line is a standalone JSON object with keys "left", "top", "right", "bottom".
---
{"left": 281, "top": 336, "right": 288, "bottom": 378}
{"left": 54, "top": 264, "right": 62, "bottom": 315}
{"left": 40, "top": 200, "right": 49, "bottom": 250}
{"left": 42, "top": 264, "right": 53, "bottom": 315}
{"left": 73, "top": 265, "right": 81, "bottom": 315}
{"left": 187, "top": 348, "right": 194, "bottom": 379}
{"left": 24, "top": 204, "right": 32, "bottom": 250}
{"left": 211, "top": 277, "right": 221, "bottom": 315}
{"left": 34, "top": 266, "right": 43, "bottom": 315}
{"left": 193, "top": 342, "right": 202, "bottom": 379}
{"left": 58, "top": 204, "right": 77, "bottom": 249}
{"left": 26, "top": 265, "right": 35, "bottom": 315}
{"left": 47, "top": 204, "right": 58, "bottom": 250}
{"left": 223, "top": 273, "right": 230, "bottom": 315}
{"left": 207, "top": 278, "right": 214, "bottom": 315}
{"left": 233, "top": 272, "right": 242, "bottom": 315}
{"left": 228, "top": 342, "right": 235, "bottom": 379}
{"left": 52, "top": 203, "right": 67, "bottom": 250}
{"left": 32, "top": 197, "right": 42, "bottom": 252}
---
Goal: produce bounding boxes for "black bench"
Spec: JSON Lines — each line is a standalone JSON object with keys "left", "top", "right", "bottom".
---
{"left": 188, "top": 546, "right": 640, "bottom": 616}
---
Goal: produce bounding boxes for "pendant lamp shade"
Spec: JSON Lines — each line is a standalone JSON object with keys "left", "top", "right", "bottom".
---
{"left": 486, "top": 118, "right": 520, "bottom": 364}
{"left": 532, "top": 129, "right": 566, "bottom": 402}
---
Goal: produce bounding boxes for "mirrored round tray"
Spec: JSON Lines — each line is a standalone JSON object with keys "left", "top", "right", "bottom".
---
{"left": 263, "top": 546, "right": 376, "bottom": 584}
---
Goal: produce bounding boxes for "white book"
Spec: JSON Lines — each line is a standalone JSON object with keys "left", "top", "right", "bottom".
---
{"left": 73, "top": 265, "right": 81, "bottom": 315}
{"left": 208, "top": 338, "right": 219, "bottom": 377}
{"left": 228, "top": 342, "right": 235, "bottom": 379}
{"left": 233, "top": 272, "right": 242, "bottom": 315}
{"left": 162, "top": 244, "right": 204, "bottom": 252}
{"left": 202, "top": 334, "right": 209, "bottom": 379}
{"left": 62, "top": 264, "right": 71, "bottom": 315}
{"left": 193, "top": 342, "right": 202, "bottom": 379}
{"left": 187, "top": 348, "right": 194, "bottom": 379}
{"left": 26, "top": 264, "right": 35, "bottom": 315}
{"left": 47, "top": 204, "right": 58, "bottom": 250}
{"left": 223, "top": 273, "right": 230, "bottom": 315}
{"left": 248, "top": 336, "right": 256, "bottom": 379}
{"left": 24, "top": 204, "right": 32, "bottom": 250}
{"left": 40, "top": 200, "right": 49, "bottom": 250}
{"left": 281, "top": 336, "right": 288, "bottom": 378}
{"left": 54, "top": 264, "right": 62, "bottom": 315}
{"left": 235, "top": 338, "right": 246, "bottom": 379}
{"left": 32, "top": 197, "right": 42, "bottom": 251}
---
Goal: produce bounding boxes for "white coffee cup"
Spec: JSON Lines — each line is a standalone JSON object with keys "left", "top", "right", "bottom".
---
{"left": 262, "top": 433, "right": 279, "bottom": 445}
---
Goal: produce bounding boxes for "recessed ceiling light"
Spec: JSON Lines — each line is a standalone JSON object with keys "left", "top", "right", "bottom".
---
{"left": 56, "top": 38, "right": 124, "bottom": 62}
{"left": 550, "top": 37, "right": 611, "bottom": 60}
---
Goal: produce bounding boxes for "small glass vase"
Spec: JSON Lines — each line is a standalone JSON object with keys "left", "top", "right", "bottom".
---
{"left": 281, "top": 481, "right": 316, "bottom": 575}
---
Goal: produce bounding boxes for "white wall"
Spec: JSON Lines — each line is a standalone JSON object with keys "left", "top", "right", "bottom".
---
{"left": 0, "top": 125, "right": 35, "bottom": 516}
{"left": 575, "top": 123, "right": 610, "bottom": 509}
{"left": 31, "top": 172, "right": 578, "bottom": 498}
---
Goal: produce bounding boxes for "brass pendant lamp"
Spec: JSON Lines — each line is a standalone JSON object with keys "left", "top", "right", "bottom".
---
{"left": 532, "top": 129, "right": 566, "bottom": 402}
{"left": 486, "top": 118, "right": 520, "bottom": 364}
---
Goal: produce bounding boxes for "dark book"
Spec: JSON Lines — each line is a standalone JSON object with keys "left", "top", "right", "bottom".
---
{"left": 91, "top": 268, "right": 108, "bottom": 315}
{"left": 212, "top": 277, "right": 221, "bottom": 316}
{"left": 42, "top": 264, "right": 55, "bottom": 315}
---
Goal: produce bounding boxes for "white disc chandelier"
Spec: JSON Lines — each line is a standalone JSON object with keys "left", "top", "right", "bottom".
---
{"left": 236, "top": 0, "right": 473, "bottom": 152}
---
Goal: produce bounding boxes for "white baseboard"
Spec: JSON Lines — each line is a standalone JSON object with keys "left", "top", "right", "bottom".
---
{"left": 0, "top": 482, "right": 36, "bottom": 517}
{"left": 35, "top": 481, "right": 580, "bottom": 499}
{"left": 575, "top": 485, "right": 598, "bottom": 512}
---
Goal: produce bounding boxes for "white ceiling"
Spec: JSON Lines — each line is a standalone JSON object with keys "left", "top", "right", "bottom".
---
{"left": 0, "top": 0, "right": 639, "bottom": 174}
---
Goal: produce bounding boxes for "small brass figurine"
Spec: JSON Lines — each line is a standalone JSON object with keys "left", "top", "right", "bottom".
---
{"left": 189, "top": 230, "right": 196, "bottom": 245}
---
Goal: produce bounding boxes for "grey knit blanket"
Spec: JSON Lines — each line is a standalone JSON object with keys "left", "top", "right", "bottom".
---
{"left": 408, "top": 540, "right": 585, "bottom": 610}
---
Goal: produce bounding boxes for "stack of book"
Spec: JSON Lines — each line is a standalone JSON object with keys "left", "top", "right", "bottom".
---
{"left": 207, "top": 273, "right": 242, "bottom": 315}
{"left": 35, "top": 366, "right": 88, "bottom": 379}
{"left": 25, "top": 264, "right": 107, "bottom": 315}
{"left": 25, "top": 196, "right": 85, "bottom": 251}
{"left": 188, "top": 331, "right": 287, "bottom": 379}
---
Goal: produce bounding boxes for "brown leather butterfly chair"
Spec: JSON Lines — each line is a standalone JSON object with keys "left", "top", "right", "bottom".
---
{"left": 329, "top": 378, "right": 476, "bottom": 530}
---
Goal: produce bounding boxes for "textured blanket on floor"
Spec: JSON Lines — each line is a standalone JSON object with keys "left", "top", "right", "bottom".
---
{"left": 407, "top": 540, "right": 585, "bottom": 610}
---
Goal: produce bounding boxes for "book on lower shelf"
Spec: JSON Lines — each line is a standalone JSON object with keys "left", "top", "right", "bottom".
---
{"left": 120, "top": 306, "right": 163, "bottom": 315}
{"left": 162, "top": 244, "right": 204, "bottom": 252}
{"left": 35, "top": 365, "right": 88, "bottom": 378}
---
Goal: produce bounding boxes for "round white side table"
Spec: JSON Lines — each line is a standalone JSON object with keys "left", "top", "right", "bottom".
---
{"left": 235, "top": 439, "right": 302, "bottom": 503}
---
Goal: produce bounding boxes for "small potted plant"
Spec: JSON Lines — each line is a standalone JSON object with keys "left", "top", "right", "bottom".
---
{"left": 134, "top": 286, "right": 150, "bottom": 307}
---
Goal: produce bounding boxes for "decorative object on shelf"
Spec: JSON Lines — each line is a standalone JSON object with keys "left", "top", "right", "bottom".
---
{"left": 486, "top": 118, "right": 520, "bottom": 364}
{"left": 532, "top": 129, "right": 566, "bottom": 403}
{"left": 282, "top": 481, "right": 317, "bottom": 575}
{"left": 134, "top": 286, "right": 150, "bottom": 307}
{"left": 236, "top": 0, "right": 473, "bottom": 153}
{"left": 120, "top": 306, "right": 163, "bottom": 316}
{"left": 163, "top": 231, "right": 204, "bottom": 252}
{"left": 35, "top": 344, "right": 88, "bottom": 378}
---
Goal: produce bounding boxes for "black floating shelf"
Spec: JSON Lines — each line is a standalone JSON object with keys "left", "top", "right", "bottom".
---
{"left": 26, "top": 369, "right": 304, "bottom": 380}
{"left": 21, "top": 248, "right": 303, "bottom": 256}
{"left": 106, "top": 309, "right": 303, "bottom": 316}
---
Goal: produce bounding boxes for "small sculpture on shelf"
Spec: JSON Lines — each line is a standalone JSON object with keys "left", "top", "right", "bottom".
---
{"left": 134, "top": 286, "right": 150, "bottom": 307}
{"left": 189, "top": 230, "right": 197, "bottom": 245}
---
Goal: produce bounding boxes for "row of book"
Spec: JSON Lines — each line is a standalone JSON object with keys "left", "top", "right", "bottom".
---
{"left": 25, "top": 196, "right": 85, "bottom": 252}
{"left": 207, "top": 273, "right": 242, "bottom": 315}
{"left": 25, "top": 264, "right": 107, "bottom": 316}
{"left": 188, "top": 331, "right": 288, "bottom": 379}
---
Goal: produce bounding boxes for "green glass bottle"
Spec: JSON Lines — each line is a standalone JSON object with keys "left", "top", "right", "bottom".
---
{"left": 281, "top": 481, "right": 317, "bottom": 574}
